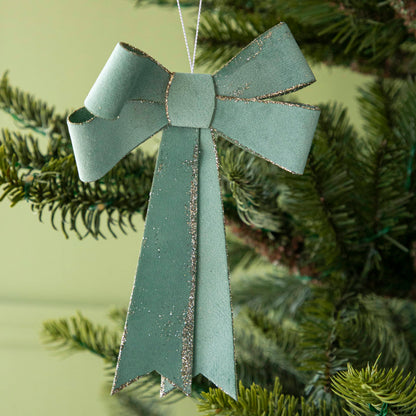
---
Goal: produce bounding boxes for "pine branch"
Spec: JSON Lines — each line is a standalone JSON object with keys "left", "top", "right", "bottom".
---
{"left": 224, "top": 232, "right": 262, "bottom": 271}
{"left": 285, "top": 0, "right": 416, "bottom": 79}
{"left": 235, "top": 309, "right": 306, "bottom": 394}
{"left": 219, "top": 134, "right": 312, "bottom": 272}
{"left": 387, "top": 298, "right": 416, "bottom": 360}
{"left": 354, "top": 80, "right": 413, "bottom": 293}
{"left": 130, "top": 0, "right": 416, "bottom": 78}
{"left": 0, "top": 127, "right": 156, "bottom": 239}
{"left": 196, "top": 12, "right": 267, "bottom": 70}
{"left": 339, "top": 295, "right": 416, "bottom": 373}
{"left": 193, "top": 1, "right": 416, "bottom": 78}
{"left": 0, "top": 72, "right": 70, "bottom": 144}
{"left": 218, "top": 134, "right": 287, "bottom": 234}
{"left": 225, "top": 216, "right": 317, "bottom": 275}
{"left": 232, "top": 272, "right": 312, "bottom": 320}
{"left": 332, "top": 359, "right": 416, "bottom": 416}
{"left": 393, "top": 81, "right": 416, "bottom": 193}
{"left": 198, "top": 379, "right": 344, "bottom": 416}
{"left": 108, "top": 307, "right": 128, "bottom": 330}
{"left": 218, "top": 136, "right": 311, "bottom": 273}
{"left": 297, "top": 290, "right": 352, "bottom": 404}
{"left": 281, "top": 103, "right": 358, "bottom": 277}
{"left": 42, "top": 312, "right": 120, "bottom": 364}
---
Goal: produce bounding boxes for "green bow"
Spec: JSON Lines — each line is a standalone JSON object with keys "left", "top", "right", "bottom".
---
{"left": 67, "top": 22, "right": 320, "bottom": 399}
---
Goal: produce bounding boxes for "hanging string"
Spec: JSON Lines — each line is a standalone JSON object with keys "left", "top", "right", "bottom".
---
{"left": 191, "top": 0, "right": 203, "bottom": 72}
{"left": 176, "top": 0, "right": 203, "bottom": 73}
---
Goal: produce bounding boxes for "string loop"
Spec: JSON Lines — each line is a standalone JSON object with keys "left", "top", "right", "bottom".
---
{"left": 176, "top": 0, "right": 203, "bottom": 73}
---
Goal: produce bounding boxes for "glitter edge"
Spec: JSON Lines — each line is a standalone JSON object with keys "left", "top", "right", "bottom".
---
{"left": 160, "top": 375, "right": 192, "bottom": 398}
{"left": 215, "top": 93, "right": 320, "bottom": 111}
{"left": 165, "top": 73, "right": 175, "bottom": 125}
{"left": 119, "top": 42, "right": 172, "bottom": 75}
{"left": 179, "top": 134, "right": 200, "bottom": 395}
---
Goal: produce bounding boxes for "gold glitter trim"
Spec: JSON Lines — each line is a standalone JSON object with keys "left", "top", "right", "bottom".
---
{"left": 165, "top": 73, "right": 175, "bottom": 125}
{"left": 160, "top": 376, "right": 171, "bottom": 397}
{"left": 180, "top": 136, "right": 199, "bottom": 395}
{"left": 160, "top": 375, "right": 192, "bottom": 398}
{"left": 119, "top": 42, "right": 172, "bottom": 75}
{"left": 215, "top": 95, "right": 320, "bottom": 111}
{"left": 130, "top": 98, "right": 165, "bottom": 105}
{"left": 254, "top": 80, "right": 316, "bottom": 100}
{"left": 111, "top": 374, "right": 142, "bottom": 395}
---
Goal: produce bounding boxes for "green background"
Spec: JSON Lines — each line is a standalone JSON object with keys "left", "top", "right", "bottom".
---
{"left": 0, "top": 1, "right": 370, "bottom": 414}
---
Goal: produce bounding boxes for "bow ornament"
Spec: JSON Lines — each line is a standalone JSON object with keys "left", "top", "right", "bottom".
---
{"left": 67, "top": 22, "right": 320, "bottom": 399}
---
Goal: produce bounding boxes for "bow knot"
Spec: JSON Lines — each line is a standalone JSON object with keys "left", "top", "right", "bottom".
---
{"left": 166, "top": 73, "right": 216, "bottom": 128}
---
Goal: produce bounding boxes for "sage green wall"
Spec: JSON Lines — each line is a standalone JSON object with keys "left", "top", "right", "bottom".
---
{"left": 0, "top": 1, "right": 370, "bottom": 415}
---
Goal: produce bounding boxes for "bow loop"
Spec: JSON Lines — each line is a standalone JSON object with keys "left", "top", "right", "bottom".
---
{"left": 213, "top": 22, "right": 315, "bottom": 100}
{"left": 68, "top": 101, "right": 167, "bottom": 182}
{"left": 85, "top": 42, "right": 171, "bottom": 120}
{"left": 212, "top": 98, "right": 320, "bottom": 174}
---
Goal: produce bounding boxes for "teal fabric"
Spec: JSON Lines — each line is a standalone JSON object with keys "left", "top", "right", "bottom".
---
{"left": 67, "top": 21, "right": 320, "bottom": 400}
{"left": 193, "top": 129, "right": 235, "bottom": 398}
{"left": 159, "top": 129, "right": 235, "bottom": 398}
{"left": 68, "top": 101, "right": 167, "bottom": 182}
{"left": 113, "top": 127, "right": 198, "bottom": 394}
{"left": 167, "top": 73, "right": 215, "bottom": 128}
{"left": 213, "top": 23, "right": 315, "bottom": 99}
{"left": 85, "top": 43, "right": 170, "bottom": 119}
{"left": 212, "top": 99, "right": 320, "bottom": 174}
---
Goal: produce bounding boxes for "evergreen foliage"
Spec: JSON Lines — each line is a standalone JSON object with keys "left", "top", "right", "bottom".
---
{"left": 2, "top": 0, "right": 416, "bottom": 415}
{"left": 332, "top": 359, "right": 416, "bottom": 415}
{"left": 42, "top": 312, "right": 120, "bottom": 363}
{"left": 133, "top": 0, "right": 416, "bottom": 77}
{"left": 198, "top": 379, "right": 344, "bottom": 416}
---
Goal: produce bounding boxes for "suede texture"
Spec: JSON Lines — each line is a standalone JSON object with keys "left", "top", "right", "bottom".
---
{"left": 167, "top": 73, "right": 215, "bottom": 128}
{"left": 113, "top": 126, "right": 198, "bottom": 394}
{"left": 67, "top": 21, "right": 320, "bottom": 400}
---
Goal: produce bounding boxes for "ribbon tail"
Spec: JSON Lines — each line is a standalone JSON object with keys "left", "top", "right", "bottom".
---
{"left": 160, "top": 129, "right": 237, "bottom": 400}
{"left": 194, "top": 128, "right": 237, "bottom": 399}
{"left": 112, "top": 126, "right": 199, "bottom": 396}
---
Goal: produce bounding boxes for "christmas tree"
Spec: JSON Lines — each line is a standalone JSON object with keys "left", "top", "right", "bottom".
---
{"left": 1, "top": 1, "right": 416, "bottom": 415}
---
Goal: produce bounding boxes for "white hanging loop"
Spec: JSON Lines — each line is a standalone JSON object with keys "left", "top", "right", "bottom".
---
{"left": 176, "top": 0, "right": 203, "bottom": 73}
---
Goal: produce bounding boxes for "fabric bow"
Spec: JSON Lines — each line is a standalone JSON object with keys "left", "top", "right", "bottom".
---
{"left": 67, "top": 22, "right": 320, "bottom": 399}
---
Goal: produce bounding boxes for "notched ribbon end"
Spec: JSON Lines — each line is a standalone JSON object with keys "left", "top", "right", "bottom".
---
{"left": 67, "top": 107, "right": 95, "bottom": 125}
{"left": 110, "top": 375, "right": 139, "bottom": 396}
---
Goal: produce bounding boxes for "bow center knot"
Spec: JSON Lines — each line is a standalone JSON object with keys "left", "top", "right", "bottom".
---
{"left": 166, "top": 73, "right": 216, "bottom": 128}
